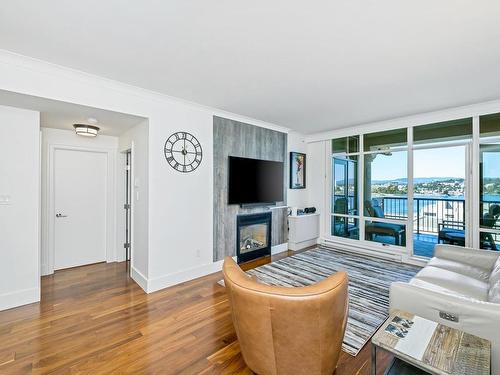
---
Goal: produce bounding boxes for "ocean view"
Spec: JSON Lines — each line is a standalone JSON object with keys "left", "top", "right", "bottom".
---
{"left": 334, "top": 194, "right": 500, "bottom": 217}
{"left": 374, "top": 194, "right": 500, "bottom": 217}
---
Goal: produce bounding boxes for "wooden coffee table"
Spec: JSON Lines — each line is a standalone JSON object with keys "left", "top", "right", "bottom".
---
{"left": 371, "top": 310, "right": 491, "bottom": 375}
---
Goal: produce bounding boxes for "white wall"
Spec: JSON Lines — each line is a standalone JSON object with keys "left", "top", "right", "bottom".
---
{"left": 0, "top": 50, "right": 289, "bottom": 295}
{"left": 307, "top": 141, "right": 328, "bottom": 239}
{"left": 40, "top": 128, "right": 118, "bottom": 275}
{"left": 147, "top": 106, "right": 215, "bottom": 292}
{"left": 287, "top": 131, "right": 309, "bottom": 208}
{"left": 118, "top": 121, "right": 149, "bottom": 288}
{"left": 0, "top": 105, "right": 40, "bottom": 310}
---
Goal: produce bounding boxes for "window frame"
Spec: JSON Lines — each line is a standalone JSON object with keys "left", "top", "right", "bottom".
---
{"left": 326, "top": 117, "right": 481, "bottom": 261}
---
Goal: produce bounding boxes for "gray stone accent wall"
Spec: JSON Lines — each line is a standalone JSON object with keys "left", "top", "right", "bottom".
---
{"left": 213, "top": 116, "right": 288, "bottom": 261}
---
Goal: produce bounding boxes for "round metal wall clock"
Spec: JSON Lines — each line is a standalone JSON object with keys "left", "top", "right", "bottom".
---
{"left": 164, "top": 131, "right": 203, "bottom": 173}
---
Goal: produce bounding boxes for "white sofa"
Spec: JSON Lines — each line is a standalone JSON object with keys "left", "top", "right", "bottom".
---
{"left": 390, "top": 244, "right": 500, "bottom": 375}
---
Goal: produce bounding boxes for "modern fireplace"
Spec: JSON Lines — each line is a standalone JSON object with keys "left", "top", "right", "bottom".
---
{"left": 236, "top": 212, "right": 272, "bottom": 263}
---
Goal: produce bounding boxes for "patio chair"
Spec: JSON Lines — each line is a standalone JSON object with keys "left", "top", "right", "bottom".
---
{"left": 364, "top": 200, "right": 406, "bottom": 246}
{"left": 438, "top": 204, "right": 500, "bottom": 250}
{"left": 437, "top": 220, "right": 466, "bottom": 246}
{"left": 480, "top": 204, "right": 500, "bottom": 250}
{"left": 332, "top": 198, "right": 358, "bottom": 238}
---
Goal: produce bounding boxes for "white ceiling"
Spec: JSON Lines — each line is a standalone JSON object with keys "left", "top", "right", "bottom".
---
{"left": 1, "top": 1, "right": 500, "bottom": 134}
{"left": 0, "top": 90, "right": 145, "bottom": 136}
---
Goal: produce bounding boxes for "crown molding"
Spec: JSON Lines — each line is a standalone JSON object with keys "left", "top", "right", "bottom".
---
{"left": 0, "top": 49, "right": 290, "bottom": 134}
{"left": 306, "top": 97, "right": 500, "bottom": 143}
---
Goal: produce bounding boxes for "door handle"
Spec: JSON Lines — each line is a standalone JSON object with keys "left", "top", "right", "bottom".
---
{"left": 56, "top": 213, "right": 68, "bottom": 218}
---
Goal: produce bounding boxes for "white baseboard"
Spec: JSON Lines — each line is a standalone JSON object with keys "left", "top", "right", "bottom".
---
{"left": 0, "top": 287, "right": 40, "bottom": 312}
{"left": 130, "top": 266, "right": 148, "bottom": 292}
{"left": 288, "top": 238, "right": 317, "bottom": 251}
{"left": 147, "top": 260, "right": 226, "bottom": 293}
{"left": 41, "top": 262, "right": 52, "bottom": 276}
{"left": 323, "top": 238, "right": 427, "bottom": 268}
{"left": 321, "top": 237, "right": 402, "bottom": 262}
{"left": 271, "top": 242, "right": 288, "bottom": 255}
{"left": 140, "top": 243, "right": 288, "bottom": 294}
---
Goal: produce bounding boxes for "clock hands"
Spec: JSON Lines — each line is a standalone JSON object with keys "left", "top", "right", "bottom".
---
{"left": 170, "top": 150, "right": 197, "bottom": 154}
{"left": 164, "top": 131, "right": 202, "bottom": 173}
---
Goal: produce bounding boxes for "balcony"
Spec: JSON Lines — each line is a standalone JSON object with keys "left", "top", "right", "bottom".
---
{"left": 382, "top": 196, "right": 465, "bottom": 257}
{"left": 332, "top": 195, "right": 500, "bottom": 257}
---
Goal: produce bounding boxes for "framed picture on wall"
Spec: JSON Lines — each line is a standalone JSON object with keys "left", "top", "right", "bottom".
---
{"left": 290, "top": 152, "right": 306, "bottom": 189}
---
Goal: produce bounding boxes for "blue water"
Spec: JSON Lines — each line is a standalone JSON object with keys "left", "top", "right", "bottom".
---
{"left": 380, "top": 194, "right": 500, "bottom": 216}
{"left": 334, "top": 194, "right": 500, "bottom": 216}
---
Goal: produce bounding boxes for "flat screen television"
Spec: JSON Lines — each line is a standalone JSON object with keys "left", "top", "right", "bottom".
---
{"left": 228, "top": 156, "right": 284, "bottom": 205}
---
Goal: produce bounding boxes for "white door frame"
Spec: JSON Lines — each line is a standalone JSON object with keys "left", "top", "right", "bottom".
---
{"left": 120, "top": 142, "right": 135, "bottom": 273}
{"left": 475, "top": 133, "right": 500, "bottom": 248}
{"left": 44, "top": 144, "right": 116, "bottom": 275}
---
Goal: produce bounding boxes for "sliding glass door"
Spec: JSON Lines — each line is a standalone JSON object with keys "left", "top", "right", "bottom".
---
{"left": 479, "top": 113, "right": 500, "bottom": 250}
{"left": 363, "top": 150, "right": 408, "bottom": 247}
{"left": 331, "top": 129, "right": 408, "bottom": 254}
{"left": 479, "top": 143, "right": 500, "bottom": 250}
{"left": 331, "top": 137, "right": 359, "bottom": 240}
{"left": 411, "top": 118, "right": 472, "bottom": 257}
{"left": 329, "top": 117, "right": 480, "bottom": 259}
{"left": 412, "top": 145, "right": 467, "bottom": 257}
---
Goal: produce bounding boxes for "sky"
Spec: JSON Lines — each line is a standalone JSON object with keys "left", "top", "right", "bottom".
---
{"left": 414, "top": 146, "right": 466, "bottom": 179}
{"left": 335, "top": 145, "right": 500, "bottom": 182}
{"left": 483, "top": 152, "right": 500, "bottom": 179}
{"left": 370, "top": 146, "right": 466, "bottom": 181}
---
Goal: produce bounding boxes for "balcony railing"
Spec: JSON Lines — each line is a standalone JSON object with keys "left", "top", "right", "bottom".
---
{"left": 380, "top": 196, "right": 465, "bottom": 235}
{"left": 333, "top": 195, "right": 500, "bottom": 232}
{"left": 332, "top": 194, "right": 500, "bottom": 251}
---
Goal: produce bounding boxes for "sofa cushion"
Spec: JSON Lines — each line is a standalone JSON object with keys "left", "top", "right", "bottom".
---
{"left": 489, "top": 280, "right": 500, "bottom": 303}
{"left": 488, "top": 258, "right": 500, "bottom": 302}
{"left": 427, "top": 257, "right": 491, "bottom": 282}
{"left": 413, "top": 266, "right": 489, "bottom": 301}
{"left": 409, "top": 278, "right": 471, "bottom": 299}
{"left": 489, "top": 257, "right": 500, "bottom": 286}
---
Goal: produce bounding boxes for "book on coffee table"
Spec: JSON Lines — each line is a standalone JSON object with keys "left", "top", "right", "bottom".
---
{"left": 371, "top": 309, "right": 490, "bottom": 375}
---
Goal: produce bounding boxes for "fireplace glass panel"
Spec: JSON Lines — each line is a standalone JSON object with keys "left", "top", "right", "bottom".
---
{"left": 239, "top": 223, "right": 269, "bottom": 254}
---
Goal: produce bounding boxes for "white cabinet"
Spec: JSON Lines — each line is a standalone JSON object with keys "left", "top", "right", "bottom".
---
{"left": 288, "top": 213, "right": 320, "bottom": 250}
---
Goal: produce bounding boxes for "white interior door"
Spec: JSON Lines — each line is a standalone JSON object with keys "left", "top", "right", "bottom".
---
{"left": 54, "top": 148, "right": 107, "bottom": 270}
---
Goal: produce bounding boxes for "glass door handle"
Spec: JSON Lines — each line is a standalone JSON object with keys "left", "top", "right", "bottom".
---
{"left": 56, "top": 213, "right": 68, "bottom": 218}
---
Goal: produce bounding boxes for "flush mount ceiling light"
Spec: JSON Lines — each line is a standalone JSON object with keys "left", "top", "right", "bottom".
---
{"left": 73, "top": 124, "right": 100, "bottom": 137}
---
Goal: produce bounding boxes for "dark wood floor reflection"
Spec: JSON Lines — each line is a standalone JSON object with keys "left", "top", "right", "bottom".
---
{"left": 0, "top": 251, "right": 391, "bottom": 374}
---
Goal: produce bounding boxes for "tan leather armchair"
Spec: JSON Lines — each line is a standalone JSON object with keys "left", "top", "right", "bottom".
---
{"left": 223, "top": 257, "right": 349, "bottom": 375}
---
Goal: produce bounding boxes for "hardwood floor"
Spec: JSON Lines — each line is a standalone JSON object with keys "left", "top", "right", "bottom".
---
{"left": 0, "top": 251, "right": 391, "bottom": 374}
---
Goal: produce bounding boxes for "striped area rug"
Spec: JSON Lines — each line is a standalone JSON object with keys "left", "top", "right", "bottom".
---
{"left": 240, "top": 246, "right": 420, "bottom": 356}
